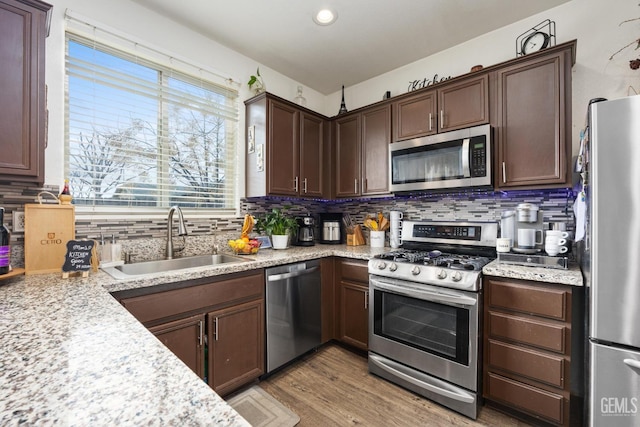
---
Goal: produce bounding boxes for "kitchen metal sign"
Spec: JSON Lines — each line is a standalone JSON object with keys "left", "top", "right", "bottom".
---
{"left": 408, "top": 73, "right": 452, "bottom": 92}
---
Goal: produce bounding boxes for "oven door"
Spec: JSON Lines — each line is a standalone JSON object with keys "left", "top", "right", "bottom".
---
{"left": 368, "top": 275, "right": 480, "bottom": 391}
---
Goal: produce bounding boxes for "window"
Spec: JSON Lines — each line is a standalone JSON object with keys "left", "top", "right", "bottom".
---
{"left": 65, "top": 33, "right": 238, "bottom": 212}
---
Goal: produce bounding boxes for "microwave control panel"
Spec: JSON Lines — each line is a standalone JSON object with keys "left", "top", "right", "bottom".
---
{"left": 469, "top": 136, "right": 487, "bottom": 177}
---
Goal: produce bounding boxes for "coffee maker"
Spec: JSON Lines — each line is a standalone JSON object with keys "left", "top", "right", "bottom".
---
{"left": 295, "top": 216, "right": 315, "bottom": 246}
{"left": 512, "top": 203, "right": 544, "bottom": 252}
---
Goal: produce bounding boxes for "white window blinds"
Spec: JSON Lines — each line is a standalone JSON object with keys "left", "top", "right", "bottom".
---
{"left": 64, "top": 30, "right": 239, "bottom": 212}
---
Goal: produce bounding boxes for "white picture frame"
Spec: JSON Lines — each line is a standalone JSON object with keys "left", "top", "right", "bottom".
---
{"left": 247, "top": 125, "right": 255, "bottom": 153}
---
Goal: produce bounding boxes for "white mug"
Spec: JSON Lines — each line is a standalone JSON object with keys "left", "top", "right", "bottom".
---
{"left": 546, "top": 230, "right": 569, "bottom": 239}
{"left": 496, "top": 237, "right": 512, "bottom": 253}
{"left": 390, "top": 211, "right": 403, "bottom": 221}
{"left": 545, "top": 236, "right": 567, "bottom": 247}
{"left": 518, "top": 228, "right": 542, "bottom": 249}
{"left": 389, "top": 233, "right": 402, "bottom": 249}
{"left": 545, "top": 245, "right": 568, "bottom": 256}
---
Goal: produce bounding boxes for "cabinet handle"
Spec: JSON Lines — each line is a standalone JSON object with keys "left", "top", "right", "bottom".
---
{"left": 364, "top": 290, "right": 369, "bottom": 310}
{"left": 198, "top": 320, "right": 203, "bottom": 346}
{"left": 363, "top": 178, "right": 368, "bottom": 192}
{"left": 440, "top": 110, "right": 444, "bottom": 128}
{"left": 502, "top": 162, "right": 507, "bottom": 183}
{"left": 303, "top": 178, "right": 308, "bottom": 194}
{"left": 354, "top": 179, "right": 358, "bottom": 194}
{"left": 294, "top": 176, "right": 299, "bottom": 192}
{"left": 428, "top": 113, "right": 433, "bottom": 131}
{"left": 214, "top": 317, "right": 219, "bottom": 341}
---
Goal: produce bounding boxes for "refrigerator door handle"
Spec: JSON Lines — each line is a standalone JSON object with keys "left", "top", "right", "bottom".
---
{"left": 623, "top": 358, "right": 640, "bottom": 370}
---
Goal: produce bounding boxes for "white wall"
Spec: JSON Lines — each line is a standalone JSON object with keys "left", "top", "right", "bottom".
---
{"left": 44, "top": 0, "right": 640, "bottom": 191}
{"left": 326, "top": 0, "right": 640, "bottom": 155}
{"left": 44, "top": 0, "right": 325, "bottom": 192}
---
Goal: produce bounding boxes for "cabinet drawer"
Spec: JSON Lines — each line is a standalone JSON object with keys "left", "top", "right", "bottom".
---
{"left": 488, "top": 311, "right": 569, "bottom": 354}
{"left": 486, "top": 372, "right": 565, "bottom": 425}
{"left": 338, "top": 259, "right": 369, "bottom": 284}
{"left": 121, "top": 270, "right": 264, "bottom": 324}
{"left": 487, "top": 278, "right": 570, "bottom": 321}
{"left": 488, "top": 339, "right": 566, "bottom": 388}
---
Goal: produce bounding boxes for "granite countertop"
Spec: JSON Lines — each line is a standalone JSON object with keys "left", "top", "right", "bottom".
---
{"left": 483, "top": 259, "right": 583, "bottom": 286}
{"left": 0, "top": 244, "right": 582, "bottom": 425}
{"left": 0, "top": 244, "right": 386, "bottom": 426}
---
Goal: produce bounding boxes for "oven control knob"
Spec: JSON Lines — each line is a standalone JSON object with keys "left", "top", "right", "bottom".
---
{"left": 411, "top": 266, "right": 421, "bottom": 276}
{"left": 377, "top": 261, "right": 387, "bottom": 270}
{"left": 452, "top": 271, "right": 463, "bottom": 282}
{"left": 389, "top": 262, "right": 398, "bottom": 272}
{"left": 437, "top": 269, "right": 447, "bottom": 279}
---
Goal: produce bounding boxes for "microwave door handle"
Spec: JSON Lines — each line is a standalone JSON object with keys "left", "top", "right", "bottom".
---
{"left": 461, "top": 138, "right": 471, "bottom": 178}
{"left": 372, "top": 280, "right": 477, "bottom": 307}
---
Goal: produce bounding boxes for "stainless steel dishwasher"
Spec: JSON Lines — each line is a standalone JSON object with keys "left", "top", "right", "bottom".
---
{"left": 265, "top": 259, "right": 321, "bottom": 373}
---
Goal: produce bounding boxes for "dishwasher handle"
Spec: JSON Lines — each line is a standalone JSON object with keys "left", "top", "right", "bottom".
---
{"left": 267, "top": 265, "right": 320, "bottom": 282}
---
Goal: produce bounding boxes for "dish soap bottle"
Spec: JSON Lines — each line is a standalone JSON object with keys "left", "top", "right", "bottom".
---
{"left": 0, "top": 207, "right": 11, "bottom": 275}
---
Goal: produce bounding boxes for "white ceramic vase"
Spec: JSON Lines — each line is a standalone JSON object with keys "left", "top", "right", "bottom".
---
{"left": 271, "top": 234, "right": 289, "bottom": 250}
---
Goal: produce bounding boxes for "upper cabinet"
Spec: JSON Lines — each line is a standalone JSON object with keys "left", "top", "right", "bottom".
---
{"left": 494, "top": 41, "right": 575, "bottom": 189}
{"left": 393, "top": 74, "right": 488, "bottom": 142}
{"left": 334, "top": 103, "right": 391, "bottom": 198}
{"left": 245, "top": 93, "right": 329, "bottom": 198}
{"left": 0, "top": 0, "right": 52, "bottom": 184}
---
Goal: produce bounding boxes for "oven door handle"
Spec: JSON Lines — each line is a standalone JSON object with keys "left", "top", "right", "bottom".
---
{"left": 371, "top": 281, "right": 477, "bottom": 307}
{"left": 369, "top": 353, "right": 475, "bottom": 404}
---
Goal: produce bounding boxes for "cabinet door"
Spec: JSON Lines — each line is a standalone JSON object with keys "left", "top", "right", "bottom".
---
{"left": 393, "top": 90, "right": 437, "bottom": 141}
{"left": 361, "top": 105, "right": 391, "bottom": 195}
{"left": 496, "top": 51, "right": 570, "bottom": 188}
{"left": 334, "top": 114, "right": 361, "bottom": 197}
{"left": 300, "top": 111, "right": 324, "bottom": 197}
{"left": 438, "top": 74, "right": 488, "bottom": 132}
{"left": 149, "top": 314, "right": 205, "bottom": 380}
{"left": 267, "top": 99, "right": 299, "bottom": 195}
{"left": 0, "top": 0, "right": 50, "bottom": 183}
{"left": 339, "top": 282, "right": 369, "bottom": 350}
{"left": 208, "top": 299, "right": 264, "bottom": 396}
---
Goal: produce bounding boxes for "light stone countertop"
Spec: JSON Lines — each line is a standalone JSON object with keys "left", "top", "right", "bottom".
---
{"left": 0, "top": 244, "right": 581, "bottom": 425}
{"left": 483, "top": 259, "right": 583, "bottom": 286}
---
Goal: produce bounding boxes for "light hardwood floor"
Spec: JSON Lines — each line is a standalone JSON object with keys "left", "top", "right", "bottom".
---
{"left": 258, "top": 344, "right": 531, "bottom": 427}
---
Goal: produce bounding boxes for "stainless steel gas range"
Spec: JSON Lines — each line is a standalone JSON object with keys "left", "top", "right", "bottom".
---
{"left": 368, "top": 221, "right": 498, "bottom": 419}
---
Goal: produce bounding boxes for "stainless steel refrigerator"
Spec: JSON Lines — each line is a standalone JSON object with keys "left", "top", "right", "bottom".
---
{"left": 582, "top": 95, "right": 640, "bottom": 426}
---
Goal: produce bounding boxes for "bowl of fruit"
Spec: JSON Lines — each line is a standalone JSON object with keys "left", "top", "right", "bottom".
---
{"left": 228, "top": 236, "right": 261, "bottom": 255}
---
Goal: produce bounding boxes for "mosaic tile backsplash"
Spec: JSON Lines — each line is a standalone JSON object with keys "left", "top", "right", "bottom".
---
{"left": 1, "top": 181, "right": 576, "bottom": 267}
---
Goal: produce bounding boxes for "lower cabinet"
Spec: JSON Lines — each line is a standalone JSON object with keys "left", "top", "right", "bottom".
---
{"left": 117, "top": 269, "right": 265, "bottom": 397}
{"left": 483, "top": 276, "right": 582, "bottom": 427}
{"left": 335, "top": 258, "right": 369, "bottom": 350}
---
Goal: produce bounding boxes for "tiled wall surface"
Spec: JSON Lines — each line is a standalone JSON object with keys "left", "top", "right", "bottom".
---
{"left": 1, "top": 180, "right": 575, "bottom": 266}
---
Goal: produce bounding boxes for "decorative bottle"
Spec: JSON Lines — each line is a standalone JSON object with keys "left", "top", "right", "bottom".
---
{"left": 59, "top": 179, "right": 72, "bottom": 205}
{"left": 0, "top": 207, "right": 10, "bottom": 275}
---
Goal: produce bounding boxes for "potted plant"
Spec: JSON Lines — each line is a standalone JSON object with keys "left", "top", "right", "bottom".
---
{"left": 255, "top": 208, "right": 298, "bottom": 249}
{"left": 247, "top": 67, "right": 266, "bottom": 95}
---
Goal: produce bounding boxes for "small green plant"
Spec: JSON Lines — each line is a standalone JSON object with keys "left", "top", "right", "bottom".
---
{"left": 248, "top": 68, "right": 265, "bottom": 93}
{"left": 255, "top": 208, "right": 298, "bottom": 236}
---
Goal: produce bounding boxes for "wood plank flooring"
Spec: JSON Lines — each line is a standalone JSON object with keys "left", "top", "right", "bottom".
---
{"left": 258, "top": 344, "right": 531, "bottom": 427}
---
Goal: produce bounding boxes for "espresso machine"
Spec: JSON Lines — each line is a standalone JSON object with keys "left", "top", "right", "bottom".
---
{"left": 295, "top": 216, "right": 315, "bottom": 246}
{"left": 512, "top": 203, "right": 544, "bottom": 252}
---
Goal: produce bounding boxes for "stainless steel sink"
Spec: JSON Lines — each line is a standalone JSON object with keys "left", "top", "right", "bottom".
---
{"left": 102, "top": 254, "right": 248, "bottom": 279}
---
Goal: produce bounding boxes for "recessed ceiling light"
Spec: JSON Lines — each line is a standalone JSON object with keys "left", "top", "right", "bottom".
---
{"left": 313, "top": 8, "right": 337, "bottom": 26}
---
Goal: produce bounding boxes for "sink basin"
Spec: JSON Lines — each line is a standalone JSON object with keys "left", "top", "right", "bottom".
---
{"left": 102, "top": 254, "right": 248, "bottom": 279}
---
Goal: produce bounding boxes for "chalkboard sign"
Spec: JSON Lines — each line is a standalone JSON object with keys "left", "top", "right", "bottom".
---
{"left": 62, "top": 240, "right": 97, "bottom": 278}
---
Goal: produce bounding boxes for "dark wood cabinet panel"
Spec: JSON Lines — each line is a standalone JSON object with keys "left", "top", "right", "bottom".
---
{"left": 361, "top": 105, "right": 391, "bottom": 195}
{"left": 208, "top": 299, "right": 264, "bottom": 396}
{"left": 438, "top": 74, "right": 489, "bottom": 132}
{"left": 149, "top": 314, "right": 205, "bottom": 380}
{"left": 0, "top": 0, "right": 51, "bottom": 183}
{"left": 335, "top": 258, "right": 369, "bottom": 350}
{"left": 267, "top": 99, "right": 299, "bottom": 196}
{"left": 334, "top": 113, "right": 361, "bottom": 198}
{"left": 488, "top": 310, "right": 569, "bottom": 354}
{"left": 393, "top": 90, "right": 437, "bottom": 141}
{"left": 300, "top": 111, "right": 325, "bottom": 197}
{"left": 495, "top": 42, "right": 574, "bottom": 189}
{"left": 487, "top": 278, "right": 570, "bottom": 321}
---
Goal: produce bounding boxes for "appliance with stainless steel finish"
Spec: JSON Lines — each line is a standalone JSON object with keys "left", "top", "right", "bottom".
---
{"left": 390, "top": 124, "right": 492, "bottom": 193}
{"left": 265, "top": 259, "right": 322, "bottom": 373}
{"left": 368, "top": 221, "right": 497, "bottom": 419}
{"left": 581, "top": 95, "right": 640, "bottom": 426}
{"left": 295, "top": 216, "right": 315, "bottom": 246}
{"left": 319, "top": 212, "right": 342, "bottom": 244}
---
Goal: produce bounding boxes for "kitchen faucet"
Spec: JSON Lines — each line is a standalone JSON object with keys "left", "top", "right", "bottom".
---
{"left": 166, "top": 206, "right": 188, "bottom": 259}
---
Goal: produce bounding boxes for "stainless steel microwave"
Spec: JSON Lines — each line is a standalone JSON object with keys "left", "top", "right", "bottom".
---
{"left": 389, "top": 124, "right": 492, "bottom": 192}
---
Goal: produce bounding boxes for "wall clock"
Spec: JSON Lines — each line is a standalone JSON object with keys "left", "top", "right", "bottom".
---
{"left": 516, "top": 19, "right": 556, "bottom": 57}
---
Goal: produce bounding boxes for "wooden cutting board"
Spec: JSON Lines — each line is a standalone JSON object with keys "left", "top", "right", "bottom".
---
{"left": 24, "top": 202, "right": 75, "bottom": 275}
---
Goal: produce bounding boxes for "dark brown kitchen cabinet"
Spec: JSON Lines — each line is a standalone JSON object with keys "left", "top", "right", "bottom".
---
{"left": 116, "top": 269, "right": 265, "bottom": 396}
{"left": 494, "top": 41, "right": 575, "bottom": 189}
{"left": 335, "top": 258, "right": 369, "bottom": 350}
{"left": 334, "top": 104, "right": 391, "bottom": 198}
{"left": 0, "top": 0, "right": 51, "bottom": 184}
{"left": 245, "top": 92, "right": 329, "bottom": 198}
{"left": 208, "top": 299, "right": 264, "bottom": 396}
{"left": 483, "top": 276, "right": 581, "bottom": 427}
{"left": 149, "top": 314, "right": 205, "bottom": 380}
{"left": 392, "top": 74, "right": 488, "bottom": 142}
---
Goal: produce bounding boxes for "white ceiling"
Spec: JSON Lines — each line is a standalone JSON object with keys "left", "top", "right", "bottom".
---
{"left": 131, "top": 0, "right": 571, "bottom": 95}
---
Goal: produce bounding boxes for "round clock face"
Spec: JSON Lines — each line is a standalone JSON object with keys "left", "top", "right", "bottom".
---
{"left": 522, "top": 31, "right": 550, "bottom": 54}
